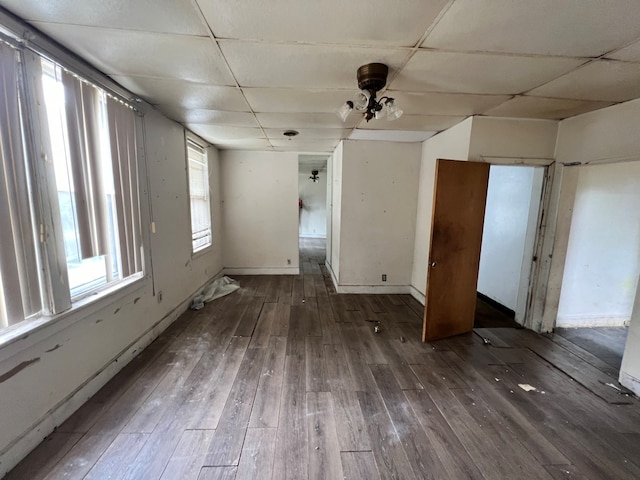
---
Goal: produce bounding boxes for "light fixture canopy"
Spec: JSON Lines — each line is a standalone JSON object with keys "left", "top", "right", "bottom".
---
{"left": 310, "top": 170, "right": 320, "bottom": 182}
{"left": 337, "top": 62, "right": 403, "bottom": 123}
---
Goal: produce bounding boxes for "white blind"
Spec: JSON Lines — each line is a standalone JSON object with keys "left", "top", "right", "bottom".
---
{"left": 188, "top": 139, "right": 211, "bottom": 251}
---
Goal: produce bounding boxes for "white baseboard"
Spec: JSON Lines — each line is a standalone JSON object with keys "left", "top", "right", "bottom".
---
{"left": 556, "top": 314, "right": 630, "bottom": 328}
{"left": 299, "top": 234, "right": 327, "bottom": 239}
{"left": 0, "top": 276, "right": 218, "bottom": 478}
{"left": 223, "top": 267, "right": 300, "bottom": 275}
{"left": 409, "top": 285, "right": 426, "bottom": 305}
{"left": 619, "top": 371, "right": 640, "bottom": 397}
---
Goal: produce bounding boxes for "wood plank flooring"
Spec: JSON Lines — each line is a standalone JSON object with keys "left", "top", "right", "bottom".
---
{"left": 7, "top": 238, "right": 640, "bottom": 480}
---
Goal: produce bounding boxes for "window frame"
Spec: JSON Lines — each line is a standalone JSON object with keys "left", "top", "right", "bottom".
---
{"left": 0, "top": 32, "right": 153, "bottom": 345}
{"left": 185, "top": 133, "right": 213, "bottom": 255}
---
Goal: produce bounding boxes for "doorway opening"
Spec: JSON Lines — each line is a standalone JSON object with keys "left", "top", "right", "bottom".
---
{"left": 474, "top": 165, "right": 545, "bottom": 328}
{"left": 298, "top": 155, "right": 328, "bottom": 242}
{"left": 553, "top": 161, "right": 640, "bottom": 371}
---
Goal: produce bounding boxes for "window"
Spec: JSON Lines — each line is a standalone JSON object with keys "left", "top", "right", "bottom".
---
{"left": 187, "top": 138, "right": 212, "bottom": 252}
{"left": 0, "top": 43, "right": 144, "bottom": 332}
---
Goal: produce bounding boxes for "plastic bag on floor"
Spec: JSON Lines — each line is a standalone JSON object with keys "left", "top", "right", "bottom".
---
{"left": 190, "top": 276, "right": 240, "bottom": 310}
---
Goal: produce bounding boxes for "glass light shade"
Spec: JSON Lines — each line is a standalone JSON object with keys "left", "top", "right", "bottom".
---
{"left": 353, "top": 89, "right": 370, "bottom": 111}
{"left": 385, "top": 99, "right": 403, "bottom": 121}
{"left": 337, "top": 101, "right": 353, "bottom": 122}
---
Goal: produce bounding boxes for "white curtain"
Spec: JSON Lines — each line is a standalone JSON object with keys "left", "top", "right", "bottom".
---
{"left": 0, "top": 42, "right": 40, "bottom": 327}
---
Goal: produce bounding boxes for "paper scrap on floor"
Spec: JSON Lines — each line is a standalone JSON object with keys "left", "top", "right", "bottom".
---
{"left": 190, "top": 276, "right": 240, "bottom": 310}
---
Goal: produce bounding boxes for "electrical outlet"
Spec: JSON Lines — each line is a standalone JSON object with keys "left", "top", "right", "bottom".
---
{"left": 382, "top": 274, "right": 387, "bottom": 282}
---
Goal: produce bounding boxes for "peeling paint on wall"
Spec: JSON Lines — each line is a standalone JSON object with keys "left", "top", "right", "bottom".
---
{"left": 0, "top": 358, "right": 41, "bottom": 383}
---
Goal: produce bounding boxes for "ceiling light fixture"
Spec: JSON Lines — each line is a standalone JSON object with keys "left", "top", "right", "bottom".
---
{"left": 283, "top": 129, "right": 299, "bottom": 138}
{"left": 337, "top": 63, "right": 403, "bottom": 123}
{"left": 310, "top": 170, "right": 320, "bottom": 182}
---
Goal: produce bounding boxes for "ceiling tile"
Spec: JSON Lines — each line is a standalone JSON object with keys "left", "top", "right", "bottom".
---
{"left": 607, "top": 39, "right": 640, "bottom": 63}
{"left": 243, "top": 88, "right": 354, "bottom": 114}
{"left": 386, "top": 91, "right": 512, "bottom": 115}
{"left": 112, "top": 76, "right": 250, "bottom": 111}
{"left": 264, "top": 128, "right": 349, "bottom": 140}
{"left": 270, "top": 139, "right": 338, "bottom": 153}
{"left": 32, "top": 22, "right": 234, "bottom": 85}
{"left": 159, "top": 106, "right": 259, "bottom": 126}
{"left": 0, "top": 0, "right": 207, "bottom": 35}
{"left": 219, "top": 41, "right": 409, "bottom": 89}
{"left": 256, "top": 113, "right": 359, "bottom": 129}
{"left": 185, "top": 125, "right": 265, "bottom": 142}
{"left": 358, "top": 115, "right": 465, "bottom": 131}
{"left": 423, "top": 0, "right": 640, "bottom": 57}
{"left": 484, "top": 96, "right": 615, "bottom": 120}
{"left": 214, "top": 138, "right": 274, "bottom": 150}
{"left": 390, "top": 50, "right": 586, "bottom": 95}
{"left": 349, "top": 130, "right": 436, "bottom": 142}
{"left": 196, "top": 0, "right": 449, "bottom": 47}
{"left": 528, "top": 60, "right": 640, "bottom": 102}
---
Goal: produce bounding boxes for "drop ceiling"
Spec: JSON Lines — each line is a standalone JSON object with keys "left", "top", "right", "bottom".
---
{"left": 2, "top": 0, "right": 640, "bottom": 152}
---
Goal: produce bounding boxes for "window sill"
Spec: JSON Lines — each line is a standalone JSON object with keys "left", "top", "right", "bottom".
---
{"left": 0, "top": 274, "right": 147, "bottom": 363}
{"left": 192, "top": 243, "right": 214, "bottom": 260}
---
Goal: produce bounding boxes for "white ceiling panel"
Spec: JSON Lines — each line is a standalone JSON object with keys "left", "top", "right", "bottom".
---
{"left": 357, "top": 115, "right": 465, "bottom": 131}
{"left": 349, "top": 130, "right": 436, "bottom": 142}
{"left": 529, "top": 60, "right": 640, "bottom": 102}
{"left": 159, "top": 107, "right": 259, "bottom": 127}
{"left": 256, "top": 113, "right": 360, "bottom": 129}
{"left": 299, "top": 155, "right": 329, "bottom": 171}
{"left": 185, "top": 125, "right": 265, "bottom": 141}
{"left": 112, "top": 76, "right": 250, "bottom": 111}
{"left": 607, "top": 40, "right": 640, "bottom": 63}
{"left": 0, "top": 0, "right": 207, "bottom": 35}
{"left": 484, "top": 96, "right": 615, "bottom": 120}
{"left": 244, "top": 88, "right": 354, "bottom": 114}
{"left": 385, "top": 91, "right": 512, "bottom": 116}
{"left": 196, "top": 0, "right": 449, "bottom": 47}
{"left": 423, "top": 0, "right": 640, "bottom": 57}
{"left": 264, "top": 128, "right": 349, "bottom": 140}
{"left": 32, "top": 23, "right": 234, "bottom": 85}
{"left": 391, "top": 50, "right": 587, "bottom": 95}
{"left": 219, "top": 41, "right": 410, "bottom": 89}
{"left": 270, "top": 139, "right": 338, "bottom": 152}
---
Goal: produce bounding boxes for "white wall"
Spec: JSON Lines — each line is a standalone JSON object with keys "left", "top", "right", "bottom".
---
{"left": 553, "top": 98, "right": 640, "bottom": 395}
{"left": 298, "top": 168, "right": 327, "bottom": 238}
{"left": 326, "top": 154, "right": 333, "bottom": 264}
{"left": 477, "top": 166, "right": 544, "bottom": 322}
{"left": 0, "top": 110, "right": 224, "bottom": 475}
{"left": 328, "top": 143, "right": 343, "bottom": 280}
{"left": 411, "top": 118, "right": 473, "bottom": 301}
{"left": 335, "top": 140, "right": 421, "bottom": 291}
{"left": 556, "top": 162, "right": 640, "bottom": 327}
{"left": 220, "top": 150, "right": 299, "bottom": 274}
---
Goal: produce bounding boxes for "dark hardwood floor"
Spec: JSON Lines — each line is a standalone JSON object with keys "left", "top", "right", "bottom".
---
{"left": 7, "top": 238, "right": 640, "bottom": 479}
{"left": 555, "top": 326, "right": 628, "bottom": 371}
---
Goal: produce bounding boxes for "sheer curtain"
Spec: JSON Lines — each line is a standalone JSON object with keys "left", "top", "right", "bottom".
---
{"left": 0, "top": 42, "right": 40, "bottom": 327}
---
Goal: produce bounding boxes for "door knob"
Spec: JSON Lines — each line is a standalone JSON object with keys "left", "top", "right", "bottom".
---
{"left": 430, "top": 261, "right": 437, "bottom": 267}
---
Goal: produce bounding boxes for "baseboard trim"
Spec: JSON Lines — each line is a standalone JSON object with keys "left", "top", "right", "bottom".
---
{"left": 556, "top": 314, "right": 630, "bottom": 328}
{"left": 324, "top": 261, "right": 339, "bottom": 291}
{"left": 619, "top": 371, "right": 640, "bottom": 397}
{"left": 0, "top": 274, "right": 220, "bottom": 478}
{"left": 299, "top": 234, "right": 327, "bottom": 239}
{"left": 223, "top": 267, "right": 300, "bottom": 275}
{"left": 477, "top": 291, "right": 516, "bottom": 318}
{"left": 409, "top": 285, "right": 425, "bottom": 305}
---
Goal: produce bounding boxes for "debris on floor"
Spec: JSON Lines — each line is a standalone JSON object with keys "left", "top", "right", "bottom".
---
{"left": 518, "top": 383, "right": 538, "bottom": 392}
{"left": 190, "top": 276, "right": 240, "bottom": 310}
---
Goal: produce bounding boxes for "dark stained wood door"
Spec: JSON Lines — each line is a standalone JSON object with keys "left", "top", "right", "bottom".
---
{"left": 423, "top": 159, "right": 490, "bottom": 342}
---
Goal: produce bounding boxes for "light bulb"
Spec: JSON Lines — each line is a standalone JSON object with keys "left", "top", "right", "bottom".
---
{"left": 337, "top": 101, "right": 353, "bottom": 122}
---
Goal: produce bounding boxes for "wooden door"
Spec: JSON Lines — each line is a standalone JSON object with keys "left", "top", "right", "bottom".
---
{"left": 422, "top": 159, "right": 490, "bottom": 342}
